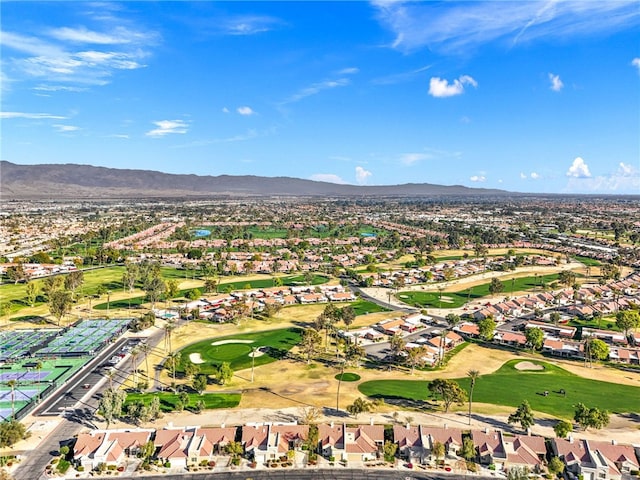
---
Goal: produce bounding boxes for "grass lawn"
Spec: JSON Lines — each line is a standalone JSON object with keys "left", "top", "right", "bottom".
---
{"left": 124, "top": 392, "right": 240, "bottom": 412}
{"left": 246, "top": 227, "right": 289, "bottom": 239}
{"left": 349, "top": 300, "right": 390, "bottom": 316}
{"left": 218, "top": 274, "right": 329, "bottom": 291}
{"left": 358, "top": 359, "right": 640, "bottom": 418}
{"left": 399, "top": 274, "right": 561, "bottom": 309}
{"left": 335, "top": 372, "right": 361, "bottom": 382}
{"left": 568, "top": 317, "right": 619, "bottom": 332}
{"left": 178, "top": 327, "right": 302, "bottom": 374}
{"left": 93, "top": 274, "right": 330, "bottom": 310}
{"left": 573, "top": 256, "right": 602, "bottom": 267}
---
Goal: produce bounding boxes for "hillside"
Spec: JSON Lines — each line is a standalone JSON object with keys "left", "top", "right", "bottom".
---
{"left": 0, "top": 161, "right": 510, "bottom": 199}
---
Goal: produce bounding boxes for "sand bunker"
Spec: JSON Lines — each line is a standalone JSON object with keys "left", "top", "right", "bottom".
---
{"left": 249, "top": 348, "right": 266, "bottom": 358}
{"left": 210, "top": 339, "right": 254, "bottom": 346}
{"left": 515, "top": 361, "right": 544, "bottom": 371}
{"left": 189, "top": 353, "right": 205, "bottom": 364}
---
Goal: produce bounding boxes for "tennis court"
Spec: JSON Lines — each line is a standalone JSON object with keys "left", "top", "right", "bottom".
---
{"left": 0, "top": 329, "right": 61, "bottom": 362}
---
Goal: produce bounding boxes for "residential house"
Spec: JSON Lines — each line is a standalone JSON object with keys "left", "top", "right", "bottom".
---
{"left": 241, "top": 424, "right": 269, "bottom": 464}
{"left": 471, "top": 429, "right": 507, "bottom": 468}
{"left": 344, "top": 424, "right": 384, "bottom": 462}
{"left": 393, "top": 425, "right": 424, "bottom": 463}
{"left": 504, "top": 435, "right": 546, "bottom": 473}
{"left": 74, "top": 429, "right": 153, "bottom": 470}
{"left": 422, "top": 425, "right": 464, "bottom": 461}
{"left": 552, "top": 437, "right": 619, "bottom": 480}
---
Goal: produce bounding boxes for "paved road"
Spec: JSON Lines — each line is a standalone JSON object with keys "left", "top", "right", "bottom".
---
{"left": 116, "top": 469, "right": 478, "bottom": 480}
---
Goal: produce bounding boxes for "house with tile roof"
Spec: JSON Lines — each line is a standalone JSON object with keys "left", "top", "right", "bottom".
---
{"left": 504, "top": 435, "right": 547, "bottom": 473}
{"left": 73, "top": 429, "right": 153, "bottom": 470}
{"left": 471, "top": 429, "right": 507, "bottom": 468}
{"left": 393, "top": 424, "right": 424, "bottom": 463}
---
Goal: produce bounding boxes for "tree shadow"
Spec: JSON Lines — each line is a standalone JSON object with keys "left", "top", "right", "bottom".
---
{"left": 469, "top": 413, "right": 514, "bottom": 432}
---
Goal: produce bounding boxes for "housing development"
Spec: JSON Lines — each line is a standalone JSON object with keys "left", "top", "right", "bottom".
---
{"left": 0, "top": 196, "right": 639, "bottom": 480}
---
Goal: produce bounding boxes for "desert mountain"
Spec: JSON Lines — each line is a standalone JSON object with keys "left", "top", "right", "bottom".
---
{"left": 0, "top": 161, "right": 510, "bottom": 199}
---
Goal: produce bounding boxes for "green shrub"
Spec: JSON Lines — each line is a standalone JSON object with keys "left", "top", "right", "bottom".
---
{"left": 164, "top": 461, "right": 171, "bottom": 468}
{"left": 77, "top": 466, "right": 85, "bottom": 472}
{"left": 107, "top": 464, "right": 116, "bottom": 470}
{"left": 231, "top": 457, "right": 240, "bottom": 466}
{"left": 57, "top": 459, "right": 71, "bottom": 474}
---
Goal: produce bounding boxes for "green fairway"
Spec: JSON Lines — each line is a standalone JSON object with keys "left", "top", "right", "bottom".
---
{"left": 335, "top": 372, "right": 361, "bottom": 382}
{"left": 124, "top": 392, "right": 240, "bottom": 412}
{"left": 178, "top": 327, "right": 302, "bottom": 374}
{"left": 399, "top": 274, "right": 561, "bottom": 309}
{"left": 93, "top": 274, "right": 330, "bottom": 310}
{"left": 359, "top": 359, "right": 640, "bottom": 418}
{"left": 349, "top": 300, "right": 390, "bottom": 316}
{"left": 246, "top": 227, "right": 289, "bottom": 239}
{"left": 572, "top": 256, "right": 602, "bottom": 267}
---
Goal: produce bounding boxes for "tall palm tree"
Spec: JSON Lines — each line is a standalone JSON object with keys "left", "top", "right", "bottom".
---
{"left": 467, "top": 369, "right": 480, "bottom": 425}
{"left": 35, "top": 361, "right": 43, "bottom": 401}
{"left": 167, "top": 351, "right": 181, "bottom": 380}
{"left": 164, "top": 319, "right": 176, "bottom": 352}
{"left": 130, "top": 347, "right": 140, "bottom": 388}
{"left": 139, "top": 343, "right": 152, "bottom": 386}
{"left": 7, "top": 379, "right": 17, "bottom": 419}
{"left": 105, "top": 368, "right": 116, "bottom": 390}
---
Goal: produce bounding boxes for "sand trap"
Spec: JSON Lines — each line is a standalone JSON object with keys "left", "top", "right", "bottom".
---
{"left": 249, "top": 348, "right": 266, "bottom": 358}
{"left": 189, "top": 353, "right": 205, "bottom": 364}
{"left": 210, "top": 339, "right": 254, "bottom": 346}
{"left": 439, "top": 296, "right": 455, "bottom": 303}
{"left": 515, "top": 361, "right": 544, "bottom": 371}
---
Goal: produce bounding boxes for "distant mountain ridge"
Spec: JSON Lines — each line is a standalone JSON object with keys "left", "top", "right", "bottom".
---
{"left": 0, "top": 161, "right": 511, "bottom": 199}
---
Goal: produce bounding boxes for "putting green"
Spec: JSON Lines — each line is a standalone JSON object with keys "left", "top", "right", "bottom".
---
{"left": 210, "top": 344, "right": 252, "bottom": 361}
{"left": 178, "top": 327, "right": 302, "bottom": 374}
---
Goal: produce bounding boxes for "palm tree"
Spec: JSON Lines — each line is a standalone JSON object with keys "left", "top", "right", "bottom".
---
{"left": 7, "top": 379, "right": 17, "bottom": 419}
{"left": 167, "top": 351, "right": 181, "bottom": 380}
{"left": 105, "top": 368, "right": 116, "bottom": 390}
{"left": 130, "top": 347, "right": 140, "bottom": 388}
{"left": 164, "top": 319, "right": 176, "bottom": 352}
{"left": 35, "top": 360, "right": 43, "bottom": 401}
{"left": 138, "top": 343, "right": 153, "bottom": 388}
{"left": 467, "top": 369, "right": 480, "bottom": 425}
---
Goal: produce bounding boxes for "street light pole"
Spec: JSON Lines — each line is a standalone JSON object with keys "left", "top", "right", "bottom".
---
{"left": 251, "top": 347, "right": 256, "bottom": 383}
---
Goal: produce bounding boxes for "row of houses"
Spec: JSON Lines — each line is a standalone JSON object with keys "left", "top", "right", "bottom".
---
{"left": 455, "top": 320, "right": 640, "bottom": 366}
{"left": 72, "top": 423, "right": 640, "bottom": 480}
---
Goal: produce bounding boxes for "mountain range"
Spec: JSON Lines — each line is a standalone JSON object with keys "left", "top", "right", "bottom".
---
{"left": 0, "top": 161, "right": 510, "bottom": 199}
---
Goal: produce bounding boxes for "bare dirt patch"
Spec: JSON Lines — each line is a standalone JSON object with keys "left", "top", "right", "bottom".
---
{"left": 514, "top": 361, "right": 544, "bottom": 371}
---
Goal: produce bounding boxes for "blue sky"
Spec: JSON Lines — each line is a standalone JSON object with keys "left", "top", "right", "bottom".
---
{"left": 1, "top": 1, "right": 639, "bottom": 194}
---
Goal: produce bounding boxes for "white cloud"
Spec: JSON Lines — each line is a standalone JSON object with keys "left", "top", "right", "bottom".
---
{"left": 338, "top": 67, "right": 359, "bottom": 75}
{"left": 372, "top": 1, "right": 640, "bottom": 54}
{"left": 469, "top": 175, "right": 486, "bottom": 182}
{"left": 283, "top": 78, "right": 350, "bottom": 104}
{"left": 53, "top": 124, "right": 79, "bottom": 132}
{"left": 48, "top": 26, "right": 152, "bottom": 45}
{"left": 428, "top": 75, "right": 477, "bottom": 97}
{"left": 372, "top": 64, "right": 431, "bottom": 85}
{"left": 566, "top": 157, "right": 592, "bottom": 178}
{"left": 0, "top": 111, "right": 66, "bottom": 119}
{"left": 2, "top": 13, "right": 157, "bottom": 89}
{"left": 355, "top": 166, "right": 372, "bottom": 184}
{"left": 548, "top": 73, "right": 564, "bottom": 92}
{"left": 237, "top": 106, "right": 255, "bottom": 116}
{"left": 400, "top": 152, "right": 430, "bottom": 165}
{"left": 310, "top": 173, "right": 346, "bottom": 184}
{"left": 34, "top": 84, "right": 87, "bottom": 92}
{"left": 221, "top": 15, "right": 283, "bottom": 35}
{"left": 565, "top": 162, "right": 639, "bottom": 193}
{"left": 222, "top": 107, "right": 230, "bottom": 113}
{"left": 632, "top": 57, "right": 640, "bottom": 72}
{"left": 530, "top": 172, "right": 540, "bottom": 179}
{"left": 520, "top": 172, "right": 527, "bottom": 179}
{"left": 146, "top": 119, "right": 189, "bottom": 137}
{"left": 617, "top": 162, "right": 637, "bottom": 177}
